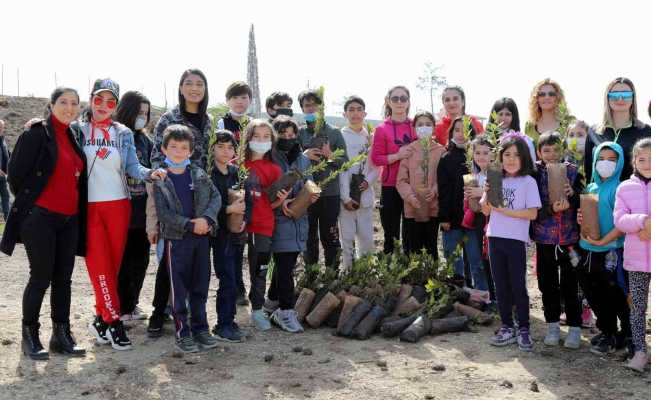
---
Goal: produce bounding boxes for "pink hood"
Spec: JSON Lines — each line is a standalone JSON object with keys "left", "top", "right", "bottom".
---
{"left": 613, "top": 175, "right": 651, "bottom": 272}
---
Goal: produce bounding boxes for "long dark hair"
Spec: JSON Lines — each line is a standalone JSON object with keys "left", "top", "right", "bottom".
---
{"left": 178, "top": 69, "right": 209, "bottom": 124}
{"left": 489, "top": 97, "right": 521, "bottom": 131}
{"left": 45, "top": 87, "right": 79, "bottom": 118}
{"left": 115, "top": 91, "right": 151, "bottom": 132}
{"left": 446, "top": 116, "right": 476, "bottom": 151}
{"left": 499, "top": 137, "right": 534, "bottom": 176}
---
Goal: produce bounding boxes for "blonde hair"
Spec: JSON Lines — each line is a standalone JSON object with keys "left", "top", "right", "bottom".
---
{"left": 527, "top": 78, "right": 568, "bottom": 124}
{"left": 568, "top": 120, "right": 590, "bottom": 134}
{"left": 598, "top": 77, "right": 644, "bottom": 134}
{"left": 632, "top": 137, "right": 651, "bottom": 172}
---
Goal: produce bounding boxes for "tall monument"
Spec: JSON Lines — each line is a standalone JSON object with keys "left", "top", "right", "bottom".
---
{"left": 247, "top": 24, "right": 261, "bottom": 117}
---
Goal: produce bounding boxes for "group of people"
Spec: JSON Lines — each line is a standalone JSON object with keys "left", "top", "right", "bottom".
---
{"left": 1, "top": 71, "right": 650, "bottom": 373}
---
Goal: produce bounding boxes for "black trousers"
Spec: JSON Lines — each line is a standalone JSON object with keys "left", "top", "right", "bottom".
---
{"left": 268, "top": 252, "right": 300, "bottom": 310}
{"left": 403, "top": 217, "right": 438, "bottom": 259}
{"left": 304, "top": 195, "right": 341, "bottom": 268}
{"left": 488, "top": 237, "right": 530, "bottom": 329}
{"left": 152, "top": 254, "right": 170, "bottom": 317}
{"left": 248, "top": 233, "right": 272, "bottom": 310}
{"left": 578, "top": 249, "right": 631, "bottom": 336}
{"left": 536, "top": 243, "right": 582, "bottom": 327}
{"left": 118, "top": 228, "right": 150, "bottom": 314}
{"left": 379, "top": 186, "right": 404, "bottom": 254}
{"left": 21, "top": 207, "right": 78, "bottom": 325}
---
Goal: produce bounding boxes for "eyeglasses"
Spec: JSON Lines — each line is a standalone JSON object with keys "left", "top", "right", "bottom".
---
{"left": 390, "top": 95, "right": 409, "bottom": 103}
{"left": 93, "top": 96, "right": 117, "bottom": 109}
{"left": 608, "top": 91, "right": 634, "bottom": 101}
{"left": 537, "top": 91, "right": 557, "bottom": 98}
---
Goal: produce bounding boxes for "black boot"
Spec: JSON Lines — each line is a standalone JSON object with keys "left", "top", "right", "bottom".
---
{"left": 22, "top": 323, "right": 49, "bottom": 360}
{"left": 50, "top": 322, "right": 86, "bottom": 357}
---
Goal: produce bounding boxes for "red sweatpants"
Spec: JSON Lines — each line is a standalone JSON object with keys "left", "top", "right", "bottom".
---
{"left": 86, "top": 199, "right": 131, "bottom": 323}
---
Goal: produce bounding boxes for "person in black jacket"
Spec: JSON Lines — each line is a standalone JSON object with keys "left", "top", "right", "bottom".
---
{"left": 0, "top": 87, "right": 88, "bottom": 360}
{"left": 584, "top": 77, "right": 651, "bottom": 183}
{"left": 114, "top": 91, "right": 154, "bottom": 322}
{"left": 0, "top": 119, "right": 10, "bottom": 221}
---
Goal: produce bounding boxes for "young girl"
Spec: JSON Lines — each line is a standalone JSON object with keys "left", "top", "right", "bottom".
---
{"left": 243, "top": 119, "right": 288, "bottom": 331}
{"left": 614, "top": 137, "right": 651, "bottom": 371}
{"left": 438, "top": 118, "right": 486, "bottom": 289}
{"left": 434, "top": 86, "right": 484, "bottom": 145}
{"left": 481, "top": 134, "right": 541, "bottom": 352}
{"left": 489, "top": 97, "right": 536, "bottom": 162}
{"left": 370, "top": 86, "right": 417, "bottom": 254}
{"left": 565, "top": 120, "right": 589, "bottom": 165}
{"left": 396, "top": 111, "right": 445, "bottom": 257}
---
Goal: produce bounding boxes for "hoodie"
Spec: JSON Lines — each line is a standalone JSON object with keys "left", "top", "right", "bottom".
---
{"left": 613, "top": 174, "right": 651, "bottom": 273}
{"left": 579, "top": 141, "right": 625, "bottom": 253}
{"left": 339, "top": 126, "right": 379, "bottom": 208}
{"left": 370, "top": 118, "right": 416, "bottom": 187}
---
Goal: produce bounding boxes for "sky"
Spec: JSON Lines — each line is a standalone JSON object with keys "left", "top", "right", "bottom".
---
{"left": 2, "top": 0, "right": 651, "bottom": 125}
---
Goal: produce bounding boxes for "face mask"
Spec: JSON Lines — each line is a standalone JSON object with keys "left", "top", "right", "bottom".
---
{"left": 249, "top": 140, "right": 272, "bottom": 154}
{"left": 134, "top": 117, "right": 147, "bottom": 130}
{"left": 304, "top": 113, "right": 317, "bottom": 123}
{"left": 276, "top": 138, "right": 296, "bottom": 152}
{"left": 229, "top": 109, "right": 246, "bottom": 118}
{"left": 595, "top": 160, "right": 617, "bottom": 179}
{"left": 451, "top": 138, "right": 466, "bottom": 149}
{"left": 416, "top": 126, "right": 433, "bottom": 139}
{"left": 568, "top": 137, "right": 586, "bottom": 154}
{"left": 164, "top": 157, "right": 191, "bottom": 169}
{"left": 276, "top": 108, "right": 293, "bottom": 117}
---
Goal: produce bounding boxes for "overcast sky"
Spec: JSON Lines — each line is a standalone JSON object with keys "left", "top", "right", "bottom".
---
{"left": 2, "top": 0, "right": 650, "bottom": 124}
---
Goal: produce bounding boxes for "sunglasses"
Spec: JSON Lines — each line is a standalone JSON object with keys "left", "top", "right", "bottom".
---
{"left": 93, "top": 96, "right": 117, "bottom": 109}
{"left": 390, "top": 95, "right": 409, "bottom": 103}
{"left": 537, "top": 91, "right": 557, "bottom": 98}
{"left": 608, "top": 91, "right": 634, "bottom": 101}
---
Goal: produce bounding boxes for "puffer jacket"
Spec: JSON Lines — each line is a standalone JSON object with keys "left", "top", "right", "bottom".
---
{"left": 396, "top": 138, "right": 445, "bottom": 218}
{"left": 613, "top": 174, "right": 651, "bottom": 272}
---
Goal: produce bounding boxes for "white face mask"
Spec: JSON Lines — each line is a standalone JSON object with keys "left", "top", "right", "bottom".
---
{"left": 567, "top": 137, "right": 586, "bottom": 154}
{"left": 595, "top": 160, "right": 617, "bottom": 179}
{"left": 230, "top": 109, "right": 246, "bottom": 118}
{"left": 416, "top": 126, "right": 433, "bottom": 139}
{"left": 134, "top": 117, "right": 147, "bottom": 130}
{"left": 249, "top": 140, "right": 272, "bottom": 155}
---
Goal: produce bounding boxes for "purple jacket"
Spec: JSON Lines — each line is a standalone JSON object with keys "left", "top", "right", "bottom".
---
{"left": 613, "top": 175, "right": 651, "bottom": 273}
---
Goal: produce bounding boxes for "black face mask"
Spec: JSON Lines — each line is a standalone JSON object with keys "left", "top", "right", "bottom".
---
{"left": 277, "top": 138, "right": 297, "bottom": 152}
{"left": 276, "top": 108, "right": 293, "bottom": 117}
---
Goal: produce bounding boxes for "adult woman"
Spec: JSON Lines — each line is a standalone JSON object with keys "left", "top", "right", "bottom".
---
{"left": 77, "top": 79, "right": 164, "bottom": 350}
{"left": 0, "top": 87, "right": 87, "bottom": 360}
{"left": 114, "top": 91, "right": 153, "bottom": 322}
{"left": 434, "top": 86, "right": 484, "bottom": 145}
{"left": 524, "top": 78, "right": 571, "bottom": 142}
{"left": 370, "top": 86, "right": 417, "bottom": 254}
{"left": 584, "top": 77, "right": 651, "bottom": 183}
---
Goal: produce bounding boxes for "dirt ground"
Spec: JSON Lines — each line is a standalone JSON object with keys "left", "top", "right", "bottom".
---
{"left": 1, "top": 221, "right": 651, "bottom": 400}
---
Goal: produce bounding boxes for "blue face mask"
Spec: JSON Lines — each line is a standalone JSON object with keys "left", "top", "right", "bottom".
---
{"left": 304, "top": 113, "right": 317, "bottom": 123}
{"left": 164, "top": 157, "right": 191, "bottom": 169}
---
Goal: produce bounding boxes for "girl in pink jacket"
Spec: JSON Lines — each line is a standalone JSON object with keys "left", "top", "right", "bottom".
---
{"left": 613, "top": 137, "right": 651, "bottom": 372}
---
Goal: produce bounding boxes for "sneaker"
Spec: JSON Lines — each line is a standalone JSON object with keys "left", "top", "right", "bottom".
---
{"left": 581, "top": 305, "right": 595, "bottom": 328}
{"left": 131, "top": 306, "right": 148, "bottom": 320}
{"left": 490, "top": 326, "right": 517, "bottom": 347}
{"left": 518, "top": 328, "right": 534, "bottom": 352}
{"left": 175, "top": 336, "right": 199, "bottom": 353}
{"left": 88, "top": 316, "right": 110, "bottom": 345}
{"left": 107, "top": 321, "right": 133, "bottom": 350}
{"left": 271, "top": 309, "right": 304, "bottom": 333}
{"left": 543, "top": 322, "right": 561, "bottom": 346}
{"left": 615, "top": 332, "right": 631, "bottom": 351}
{"left": 263, "top": 299, "right": 280, "bottom": 315}
{"left": 120, "top": 313, "right": 133, "bottom": 322}
{"left": 215, "top": 325, "right": 244, "bottom": 343}
{"left": 590, "top": 332, "right": 604, "bottom": 346}
{"left": 147, "top": 313, "right": 166, "bottom": 338}
{"left": 194, "top": 331, "right": 220, "bottom": 350}
{"left": 590, "top": 334, "right": 616, "bottom": 355}
{"left": 626, "top": 351, "right": 648, "bottom": 372}
{"left": 232, "top": 322, "right": 246, "bottom": 337}
{"left": 564, "top": 326, "right": 582, "bottom": 349}
{"left": 236, "top": 293, "right": 249, "bottom": 306}
{"left": 251, "top": 309, "right": 271, "bottom": 331}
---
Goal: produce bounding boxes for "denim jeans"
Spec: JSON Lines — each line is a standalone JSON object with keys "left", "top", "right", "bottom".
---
{"left": 442, "top": 228, "right": 487, "bottom": 290}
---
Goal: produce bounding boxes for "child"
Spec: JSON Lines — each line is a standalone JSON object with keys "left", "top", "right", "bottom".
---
{"left": 217, "top": 81, "right": 252, "bottom": 141}
{"left": 531, "top": 132, "right": 584, "bottom": 349}
{"left": 244, "top": 119, "right": 288, "bottom": 331}
{"left": 152, "top": 125, "right": 221, "bottom": 353}
{"left": 396, "top": 111, "right": 445, "bottom": 257}
{"left": 298, "top": 89, "right": 348, "bottom": 269}
{"left": 614, "top": 137, "right": 651, "bottom": 372}
{"left": 438, "top": 117, "right": 486, "bottom": 290}
{"left": 266, "top": 116, "right": 319, "bottom": 332}
{"left": 209, "top": 130, "right": 248, "bottom": 342}
{"left": 339, "top": 96, "right": 379, "bottom": 268}
{"left": 481, "top": 133, "right": 541, "bottom": 352}
{"left": 564, "top": 120, "right": 589, "bottom": 165}
{"left": 265, "top": 91, "right": 294, "bottom": 121}
{"left": 578, "top": 141, "right": 630, "bottom": 356}
{"left": 488, "top": 97, "right": 536, "bottom": 162}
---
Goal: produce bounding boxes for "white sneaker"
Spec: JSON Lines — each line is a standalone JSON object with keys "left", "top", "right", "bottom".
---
{"left": 131, "top": 306, "right": 148, "bottom": 320}
{"left": 544, "top": 322, "right": 561, "bottom": 346}
{"left": 271, "top": 309, "right": 303, "bottom": 333}
{"left": 251, "top": 309, "right": 271, "bottom": 331}
{"left": 626, "top": 351, "right": 648, "bottom": 372}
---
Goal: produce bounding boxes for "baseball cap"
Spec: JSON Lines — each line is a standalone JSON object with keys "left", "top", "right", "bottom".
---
{"left": 91, "top": 78, "right": 120, "bottom": 100}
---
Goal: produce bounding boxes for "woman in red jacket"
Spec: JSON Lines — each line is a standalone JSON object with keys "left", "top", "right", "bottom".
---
{"left": 434, "top": 85, "right": 484, "bottom": 145}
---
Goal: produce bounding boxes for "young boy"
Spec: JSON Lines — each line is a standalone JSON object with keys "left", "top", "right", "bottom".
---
{"left": 152, "top": 124, "right": 221, "bottom": 353}
{"left": 217, "top": 81, "right": 252, "bottom": 140}
{"left": 531, "top": 132, "right": 584, "bottom": 349}
{"left": 578, "top": 141, "right": 630, "bottom": 355}
{"left": 338, "top": 96, "right": 378, "bottom": 269}
{"left": 297, "top": 89, "right": 348, "bottom": 269}
{"left": 265, "top": 91, "right": 294, "bottom": 122}
{"left": 209, "top": 130, "right": 248, "bottom": 342}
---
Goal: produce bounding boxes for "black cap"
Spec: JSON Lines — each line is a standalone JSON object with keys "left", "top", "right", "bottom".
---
{"left": 91, "top": 78, "right": 120, "bottom": 100}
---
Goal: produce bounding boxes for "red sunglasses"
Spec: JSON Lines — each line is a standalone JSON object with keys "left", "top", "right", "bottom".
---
{"left": 93, "top": 96, "right": 117, "bottom": 109}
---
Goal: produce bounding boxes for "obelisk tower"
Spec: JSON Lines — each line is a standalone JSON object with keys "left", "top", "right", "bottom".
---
{"left": 247, "top": 24, "right": 261, "bottom": 117}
